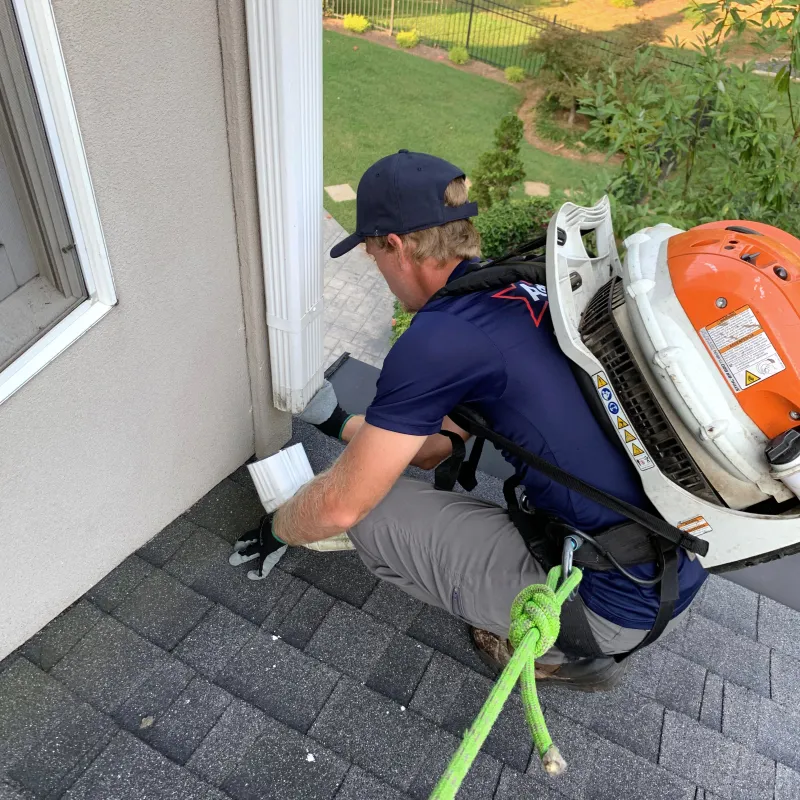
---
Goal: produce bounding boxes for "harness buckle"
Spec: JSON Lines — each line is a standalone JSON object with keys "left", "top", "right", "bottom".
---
{"left": 561, "top": 535, "right": 581, "bottom": 601}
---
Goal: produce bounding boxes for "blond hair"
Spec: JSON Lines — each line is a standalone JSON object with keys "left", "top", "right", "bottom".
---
{"left": 366, "top": 177, "right": 481, "bottom": 265}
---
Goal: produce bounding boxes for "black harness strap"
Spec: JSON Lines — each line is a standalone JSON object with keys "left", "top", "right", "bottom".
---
{"left": 449, "top": 404, "right": 708, "bottom": 558}
{"left": 616, "top": 541, "right": 679, "bottom": 661}
{"left": 434, "top": 430, "right": 467, "bottom": 492}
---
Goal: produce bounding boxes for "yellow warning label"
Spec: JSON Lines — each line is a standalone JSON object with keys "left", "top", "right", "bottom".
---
{"left": 624, "top": 430, "right": 636, "bottom": 444}
{"left": 631, "top": 443, "right": 645, "bottom": 457}
{"left": 617, "top": 416, "right": 628, "bottom": 430}
{"left": 596, "top": 375, "right": 608, "bottom": 389}
{"left": 745, "top": 371, "right": 760, "bottom": 386}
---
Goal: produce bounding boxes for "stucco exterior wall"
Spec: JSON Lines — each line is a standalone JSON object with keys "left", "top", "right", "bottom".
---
{"left": 0, "top": 0, "right": 289, "bottom": 658}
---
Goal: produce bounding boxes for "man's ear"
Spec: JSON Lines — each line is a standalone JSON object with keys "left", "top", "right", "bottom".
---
{"left": 386, "top": 233, "right": 411, "bottom": 269}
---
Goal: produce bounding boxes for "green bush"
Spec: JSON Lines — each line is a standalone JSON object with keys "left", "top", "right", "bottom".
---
{"left": 390, "top": 299, "right": 415, "bottom": 343}
{"left": 504, "top": 66, "right": 525, "bottom": 83}
{"left": 448, "top": 46, "right": 470, "bottom": 65}
{"left": 474, "top": 197, "right": 556, "bottom": 259}
{"left": 471, "top": 114, "right": 526, "bottom": 209}
{"left": 609, "top": 0, "right": 636, "bottom": 7}
{"left": 396, "top": 29, "right": 420, "bottom": 48}
{"left": 343, "top": 13, "right": 369, "bottom": 34}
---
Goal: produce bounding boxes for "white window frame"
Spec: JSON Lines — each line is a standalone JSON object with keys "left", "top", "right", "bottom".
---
{"left": 0, "top": 0, "right": 115, "bottom": 406}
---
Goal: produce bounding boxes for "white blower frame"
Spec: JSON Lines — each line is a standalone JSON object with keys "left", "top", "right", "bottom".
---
{"left": 546, "top": 198, "right": 800, "bottom": 570}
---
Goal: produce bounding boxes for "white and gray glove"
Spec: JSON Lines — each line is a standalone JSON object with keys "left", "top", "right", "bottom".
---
{"left": 298, "top": 379, "right": 353, "bottom": 439}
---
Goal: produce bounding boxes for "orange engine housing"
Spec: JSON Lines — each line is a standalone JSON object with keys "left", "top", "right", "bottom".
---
{"left": 666, "top": 221, "right": 800, "bottom": 440}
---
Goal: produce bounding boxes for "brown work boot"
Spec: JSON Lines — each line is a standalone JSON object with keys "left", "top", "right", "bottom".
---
{"left": 469, "top": 626, "right": 628, "bottom": 692}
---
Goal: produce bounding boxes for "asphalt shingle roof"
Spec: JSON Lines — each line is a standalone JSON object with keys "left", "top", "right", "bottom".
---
{"left": 3, "top": 417, "right": 800, "bottom": 799}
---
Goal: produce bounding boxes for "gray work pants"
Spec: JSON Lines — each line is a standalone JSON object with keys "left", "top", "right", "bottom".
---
{"left": 349, "top": 477, "right": 688, "bottom": 664}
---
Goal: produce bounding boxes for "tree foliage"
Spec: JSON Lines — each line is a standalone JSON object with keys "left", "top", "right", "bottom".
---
{"left": 573, "top": 1, "right": 800, "bottom": 237}
{"left": 470, "top": 114, "right": 526, "bottom": 209}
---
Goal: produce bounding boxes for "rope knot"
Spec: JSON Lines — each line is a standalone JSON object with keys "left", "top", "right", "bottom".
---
{"left": 508, "top": 583, "right": 560, "bottom": 656}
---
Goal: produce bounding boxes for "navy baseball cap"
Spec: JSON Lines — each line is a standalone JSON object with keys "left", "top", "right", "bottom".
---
{"left": 330, "top": 150, "right": 478, "bottom": 258}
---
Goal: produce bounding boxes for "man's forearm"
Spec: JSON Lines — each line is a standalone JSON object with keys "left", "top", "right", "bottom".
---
{"left": 272, "top": 468, "right": 351, "bottom": 546}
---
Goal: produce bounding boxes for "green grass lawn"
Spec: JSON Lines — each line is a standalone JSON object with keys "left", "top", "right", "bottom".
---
{"left": 323, "top": 30, "right": 612, "bottom": 233}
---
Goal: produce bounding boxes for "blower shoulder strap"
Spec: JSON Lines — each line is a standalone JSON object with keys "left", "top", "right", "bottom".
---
{"left": 428, "top": 261, "right": 547, "bottom": 303}
{"left": 448, "top": 405, "right": 709, "bottom": 558}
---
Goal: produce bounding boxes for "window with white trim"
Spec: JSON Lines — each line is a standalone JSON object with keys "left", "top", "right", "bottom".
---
{"left": 0, "top": 0, "right": 115, "bottom": 405}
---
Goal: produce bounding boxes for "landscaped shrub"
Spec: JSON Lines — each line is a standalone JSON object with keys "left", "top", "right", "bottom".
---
{"left": 390, "top": 299, "right": 415, "bottom": 343}
{"left": 504, "top": 66, "right": 525, "bottom": 83}
{"left": 609, "top": 0, "right": 636, "bottom": 7}
{"left": 474, "top": 197, "right": 556, "bottom": 259}
{"left": 449, "top": 46, "right": 470, "bottom": 65}
{"left": 396, "top": 29, "right": 420, "bottom": 49}
{"left": 343, "top": 14, "right": 369, "bottom": 34}
{"left": 470, "top": 114, "right": 526, "bottom": 209}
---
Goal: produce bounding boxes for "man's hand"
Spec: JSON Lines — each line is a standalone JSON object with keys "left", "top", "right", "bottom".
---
{"left": 298, "top": 380, "right": 353, "bottom": 439}
{"left": 273, "top": 422, "right": 427, "bottom": 546}
{"left": 230, "top": 514, "right": 287, "bottom": 581}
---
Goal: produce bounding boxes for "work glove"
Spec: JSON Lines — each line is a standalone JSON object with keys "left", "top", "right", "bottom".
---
{"left": 230, "top": 514, "right": 287, "bottom": 581}
{"left": 298, "top": 379, "right": 353, "bottom": 440}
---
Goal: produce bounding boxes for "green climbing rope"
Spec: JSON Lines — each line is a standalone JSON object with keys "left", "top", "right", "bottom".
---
{"left": 429, "top": 565, "right": 583, "bottom": 800}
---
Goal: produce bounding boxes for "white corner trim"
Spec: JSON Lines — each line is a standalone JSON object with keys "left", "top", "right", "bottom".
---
{"left": 246, "top": 0, "right": 324, "bottom": 414}
{"left": 0, "top": 0, "right": 115, "bottom": 405}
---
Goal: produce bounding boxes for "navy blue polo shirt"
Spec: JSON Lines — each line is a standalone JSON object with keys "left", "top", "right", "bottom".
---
{"left": 365, "top": 261, "right": 707, "bottom": 629}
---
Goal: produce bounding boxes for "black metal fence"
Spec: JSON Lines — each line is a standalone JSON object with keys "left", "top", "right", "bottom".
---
{"left": 327, "top": 0, "right": 693, "bottom": 75}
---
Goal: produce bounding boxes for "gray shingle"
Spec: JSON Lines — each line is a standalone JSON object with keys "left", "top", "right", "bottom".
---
{"left": 309, "top": 677, "right": 442, "bottom": 792}
{"left": 700, "top": 671, "right": 724, "bottom": 732}
{"left": 366, "top": 632, "right": 432, "bottom": 705}
{"left": 174, "top": 606, "right": 258, "bottom": 679}
{"left": 540, "top": 684, "right": 664, "bottom": 763}
{"left": 273, "top": 586, "right": 336, "bottom": 649}
{"left": 0, "top": 779, "right": 34, "bottom": 800}
{"left": 7, "top": 701, "right": 116, "bottom": 798}
{"left": 187, "top": 699, "right": 269, "bottom": 787}
{"left": 183, "top": 477, "right": 264, "bottom": 545}
{"left": 143, "top": 677, "right": 232, "bottom": 765}
{"left": 306, "top": 603, "right": 394, "bottom": 681}
{"left": 163, "top": 527, "right": 231, "bottom": 585}
{"left": 362, "top": 581, "right": 424, "bottom": 631}
{"left": 216, "top": 633, "right": 339, "bottom": 733}
{"left": 284, "top": 550, "right": 377, "bottom": 608}
{"left": 85, "top": 555, "right": 153, "bottom": 613}
{"left": 776, "top": 764, "right": 800, "bottom": 800}
{"left": 0, "top": 660, "right": 90, "bottom": 771}
{"left": 112, "top": 571, "right": 212, "bottom": 650}
{"left": 221, "top": 715, "right": 349, "bottom": 800}
{"left": 660, "top": 710, "right": 775, "bottom": 800}
{"left": 409, "top": 651, "right": 473, "bottom": 725}
{"left": 407, "top": 606, "right": 494, "bottom": 678}
{"left": 261, "top": 577, "right": 312, "bottom": 632}
{"left": 50, "top": 616, "right": 169, "bottom": 713}
{"left": 20, "top": 600, "right": 101, "bottom": 672}
{"left": 334, "top": 767, "right": 407, "bottom": 800}
{"left": 526, "top": 711, "right": 695, "bottom": 800}
{"left": 770, "top": 650, "right": 800, "bottom": 709}
{"left": 406, "top": 728, "right": 502, "bottom": 800}
{"left": 113, "top": 658, "right": 195, "bottom": 734}
{"left": 440, "top": 670, "right": 533, "bottom": 773}
{"left": 661, "top": 613, "right": 771, "bottom": 696}
{"left": 757, "top": 595, "right": 800, "bottom": 661}
{"left": 721, "top": 680, "right": 762, "bottom": 746}
{"left": 723, "top": 680, "right": 800, "bottom": 770}
{"left": 63, "top": 731, "right": 222, "bottom": 799}
{"left": 694, "top": 576, "right": 759, "bottom": 639}
{"left": 624, "top": 646, "right": 707, "bottom": 720}
{"left": 494, "top": 766, "right": 571, "bottom": 800}
{"left": 192, "top": 552, "right": 297, "bottom": 626}
{"left": 137, "top": 517, "right": 199, "bottom": 567}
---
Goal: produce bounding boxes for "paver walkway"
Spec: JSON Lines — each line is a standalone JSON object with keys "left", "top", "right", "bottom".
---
{"left": 2, "top": 415, "right": 800, "bottom": 799}
{"left": 323, "top": 213, "right": 395, "bottom": 370}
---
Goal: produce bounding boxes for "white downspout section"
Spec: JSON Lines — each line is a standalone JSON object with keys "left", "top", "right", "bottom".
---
{"left": 246, "top": 0, "right": 324, "bottom": 413}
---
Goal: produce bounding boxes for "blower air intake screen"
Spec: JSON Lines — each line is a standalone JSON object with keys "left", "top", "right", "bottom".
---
{"left": 580, "top": 278, "right": 719, "bottom": 504}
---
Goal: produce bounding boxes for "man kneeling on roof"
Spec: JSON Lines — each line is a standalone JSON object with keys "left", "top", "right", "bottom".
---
{"left": 235, "top": 150, "right": 708, "bottom": 690}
